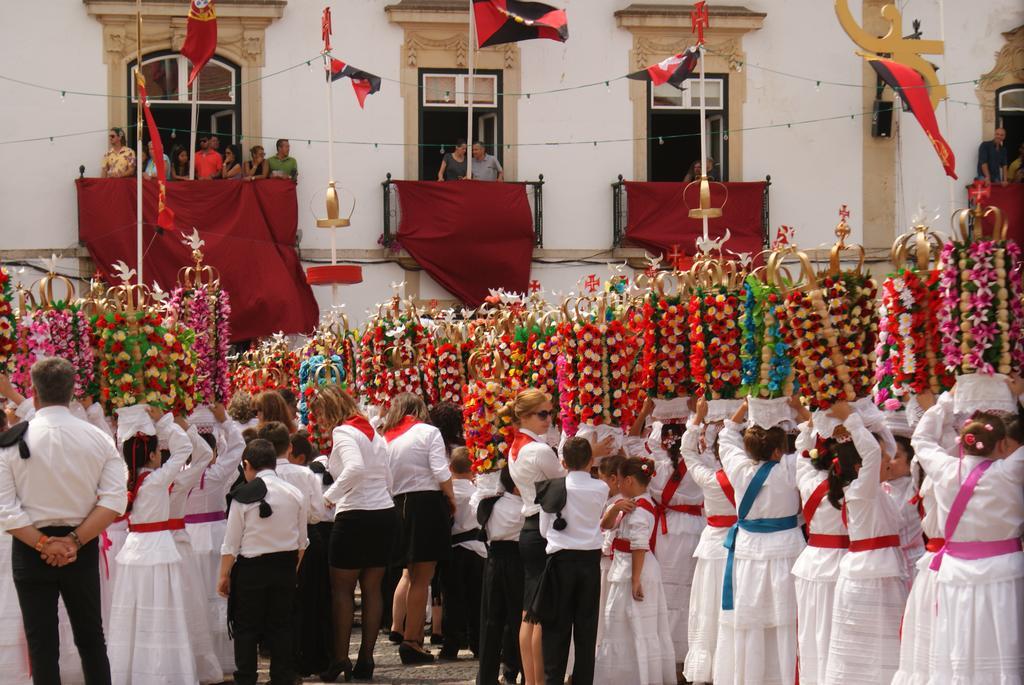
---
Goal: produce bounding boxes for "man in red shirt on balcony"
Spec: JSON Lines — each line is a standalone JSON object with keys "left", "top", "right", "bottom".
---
{"left": 194, "top": 136, "right": 223, "bottom": 180}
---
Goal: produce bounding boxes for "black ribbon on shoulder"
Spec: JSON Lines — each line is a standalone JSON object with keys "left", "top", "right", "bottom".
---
{"left": 535, "top": 476, "right": 568, "bottom": 531}
{"left": 309, "top": 461, "right": 334, "bottom": 486}
{"left": 475, "top": 494, "right": 502, "bottom": 542}
{"left": 0, "top": 423, "right": 30, "bottom": 460}
{"left": 229, "top": 478, "right": 273, "bottom": 518}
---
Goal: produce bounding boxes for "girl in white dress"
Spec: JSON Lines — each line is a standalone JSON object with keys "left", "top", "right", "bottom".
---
{"left": 183, "top": 413, "right": 245, "bottom": 674}
{"left": 822, "top": 402, "right": 907, "bottom": 684}
{"left": 886, "top": 434, "right": 926, "bottom": 585}
{"left": 594, "top": 457, "right": 676, "bottom": 685}
{"left": 790, "top": 403, "right": 849, "bottom": 685}
{"left": 595, "top": 453, "right": 627, "bottom": 651}
{"left": 646, "top": 420, "right": 704, "bottom": 674}
{"left": 107, "top": 410, "right": 202, "bottom": 685}
{"left": 714, "top": 399, "right": 803, "bottom": 685}
{"left": 679, "top": 418, "right": 736, "bottom": 684}
{"left": 912, "top": 393, "right": 1024, "bottom": 684}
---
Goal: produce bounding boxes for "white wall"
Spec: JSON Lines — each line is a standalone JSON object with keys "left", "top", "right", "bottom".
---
{"left": 2, "top": 0, "right": 1021, "bottom": 326}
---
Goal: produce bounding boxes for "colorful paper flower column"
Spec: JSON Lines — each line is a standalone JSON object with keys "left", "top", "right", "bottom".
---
{"left": 0, "top": 265, "right": 15, "bottom": 371}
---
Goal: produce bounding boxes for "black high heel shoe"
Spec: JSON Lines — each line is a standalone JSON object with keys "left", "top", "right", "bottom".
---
{"left": 320, "top": 657, "right": 354, "bottom": 683}
{"left": 387, "top": 630, "right": 404, "bottom": 644}
{"left": 352, "top": 656, "right": 375, "bottom": 681}
{"left": 398, "top": 641, "right": 435, "bottom": 665}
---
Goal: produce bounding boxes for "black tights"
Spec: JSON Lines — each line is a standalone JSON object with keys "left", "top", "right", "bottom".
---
{"left": 330, "top": 566, "right": 385, "bottom": 664}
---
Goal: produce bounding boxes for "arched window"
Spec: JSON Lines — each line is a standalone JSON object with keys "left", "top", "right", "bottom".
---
{"left": 127, "top": 52, "right": 242, "bottom": 156}
{"left": 997, "top": 85, "right": 1024, "bottom": 175}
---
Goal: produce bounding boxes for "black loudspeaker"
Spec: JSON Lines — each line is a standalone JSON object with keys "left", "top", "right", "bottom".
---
{"left": 872, "top": 100, "right": 893, "bottom": 138}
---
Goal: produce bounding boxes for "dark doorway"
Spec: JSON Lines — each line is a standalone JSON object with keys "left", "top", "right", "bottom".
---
{"left": 649, "top": 111, "right": 701, "bottom": 182}
{"left": 418, "top": 68, "right": 502, "bottom": 181}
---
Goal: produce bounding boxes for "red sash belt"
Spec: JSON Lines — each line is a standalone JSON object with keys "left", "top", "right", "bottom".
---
{"left": 925, "top": 537, "right": 945, "bottom": 553}
{"left": 129, "top": 518, "right": 186, "bottom": 534}
{"left": 611, "top": 538, "right": 632, "bottom": 554}
{"left": 807, "top": 533, "right": 851, "bottom": 549}
{"left": 848, "top": 534, "right": 901, "bottom": 553}
{"left": 707, "top": 514, "right": 738, "bottom": 528}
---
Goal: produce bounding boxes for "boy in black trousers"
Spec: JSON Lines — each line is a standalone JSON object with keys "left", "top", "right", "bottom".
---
{"left": 533, "top": 437, "right": 609, "bottom": 685}
{"left": 441, "top": 449, "right": 486, "bottom": 660}
{"left": 218, "top": 438, "right": 308, "bottom": 685}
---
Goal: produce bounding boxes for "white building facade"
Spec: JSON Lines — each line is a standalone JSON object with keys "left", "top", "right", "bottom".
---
{"left": 1, "top": 0, "right": 1022, "bottom": 327}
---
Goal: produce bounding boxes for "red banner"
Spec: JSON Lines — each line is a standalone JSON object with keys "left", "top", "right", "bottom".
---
{"left": 624, "top": 180, "right": 767, "bottom": 260}
{"left": 394, "top": 181, "right": 535, "bottom": 305}
{"left": 76, "top": 178, "right": 318, "bottom": 342}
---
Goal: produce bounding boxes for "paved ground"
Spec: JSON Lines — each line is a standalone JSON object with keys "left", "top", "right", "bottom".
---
{"left": 256, "top": 636, "right": 481, "bottom": 685}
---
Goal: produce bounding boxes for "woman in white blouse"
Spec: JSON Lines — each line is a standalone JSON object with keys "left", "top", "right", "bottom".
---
{"left": 311, "top": 386, "right": 397, "bottom": 683}
{"left": 382, "top": 393, "right": 456, "bottom": 665}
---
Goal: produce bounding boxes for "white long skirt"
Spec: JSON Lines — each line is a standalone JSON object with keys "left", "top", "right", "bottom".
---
{"left": 107, "top": 533, "right": 198, "bottom": 685}
{"left": 185, "top": 519, "right": 234, "bottom": 673}
{"left": 595, "top": 555, "right": 612, "bottom": 652}
{"left": 0, "top": 536, "right": 84, "bottom": 685}
{"left": 683, "top": 555, "right": 725, "bottom": 684}
{"left": 713, "top": 556, "right": 799, "bottom": 685}
{"left": 655, "top": 528, "right": 701, "bottom": 661}
{"left": 594, "top": 556, "right": 676, "bottom": 685}
{"left": 892, "top": 553, "right": 938, "bottom": 685}
{"left": 174, "top": 536, "right": 225, "bottom": 684}
{"left": 824, "top": 575, "right": 907, "bottom": 684}
{"left": 793, "top": 576, "right": 837, "bottom": 685}
{"left": 929, "top": 573, "right": 1024, "bottom": 684}
{"left": 99, "top": 519, "right": 128, "bottom": 630}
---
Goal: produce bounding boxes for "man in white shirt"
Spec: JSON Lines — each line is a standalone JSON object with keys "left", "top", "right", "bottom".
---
{"left": 218, "top": 438, "right": 307, "bottom": 685}
{"left": 535, "top": 437, "right": 608, "bottom": 685}
{"left": 0, "top": 359, "right": 128, "bottom": 684}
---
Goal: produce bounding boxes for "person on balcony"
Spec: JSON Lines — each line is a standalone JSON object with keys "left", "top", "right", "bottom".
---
{"left": 1008, "top": 141, "right": 1024, "bottom": 184}
{"left": 437, "top": 140, "right": 468, "bottom": 181}
{"left": 195, "top": 136, "right": 223, "bottom": 181}
{"left": 220, "top": 145, "right": 242, "bottom": 180}
{"left": 471, "top": 142, "right": 504, "bottom": 182}
{"left": 683, "top": 158, "right": 718, "bottom": 183}
{"left": 171, "top": 146, "right": 190, "bottom": 181}
{"left": 977, "top": 127, "right": 1008, "bottom": 186}
{"left": 269, "top": 139, "right": 298, "bottom": 181}
{"left": 143, "top": 140, "right": 170, "bottom": 180}
{"left": 100, "top": 128, "right": 136, "bottom": 178}
{"left": 243, "top": 145, "right": 270, "bottom": 181}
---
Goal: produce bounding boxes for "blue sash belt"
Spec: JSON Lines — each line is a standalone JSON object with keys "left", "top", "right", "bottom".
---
{"left": 721, "top": 460, "right": 799, "bottom": 611}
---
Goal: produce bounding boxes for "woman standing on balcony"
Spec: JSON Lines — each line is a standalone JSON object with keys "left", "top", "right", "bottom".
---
{"left": 384, "top": 393, "right": 456, "bottom": 665}
{"left": 313, "top": 386, "right": 397, "bottom": 683}
{"left": 437, "top": 139, "right": 468, "bottom": 181}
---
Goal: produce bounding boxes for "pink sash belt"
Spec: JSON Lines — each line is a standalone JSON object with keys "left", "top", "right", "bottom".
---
{"left": 184, "top": 510, "right": 228, "bottom": 524}
{"left": 929, "top": 538, "right": 1023, "bottom": 571}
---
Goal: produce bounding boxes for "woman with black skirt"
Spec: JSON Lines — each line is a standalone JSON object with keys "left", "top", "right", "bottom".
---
{"left": 505, "top": 389, "right": 561, "bottom": 685}
{"left": 383, "top": 393, "right": 456, "bottom": 664}
{"left": 312, "top": 385, "right": 398, "bottom": 682}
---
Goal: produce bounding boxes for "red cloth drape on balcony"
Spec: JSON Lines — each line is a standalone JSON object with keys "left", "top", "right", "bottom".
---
{"left": 624, "top": 181, "right": 767, "bottom": 261}
{"left": 76, "top": 178, "right": 318, "bottom": 341}
{"left": 985, "top": 184, "right": 1024, "bottom": 243}
{"left": 394, "top": 180, "right": 535, "bottom": 305}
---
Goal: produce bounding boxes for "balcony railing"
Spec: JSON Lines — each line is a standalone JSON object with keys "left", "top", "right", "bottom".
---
{"left": 382, "top": 174, "right": 545, "bottom": 249}
{"left": 611, "top": 175, "right": 772, "bottom": 249}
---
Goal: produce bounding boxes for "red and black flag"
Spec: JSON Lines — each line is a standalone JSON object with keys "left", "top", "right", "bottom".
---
{"left": 867, "top": 56, "right": 957, "bottom": 179}
{"left": 627, "top": 46, "right": 700, "bottom": 89}
{"left": 329, "top": 59, "right": 381, "bottom": 109}
{"left": 473, "top": 0, "right": 568, "bottom": 49}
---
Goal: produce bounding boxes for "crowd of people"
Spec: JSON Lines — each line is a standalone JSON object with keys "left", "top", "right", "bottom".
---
{"left": 0, "top": 357, "right": 1022, "bottom": 685}
{"left": 101, "top": 129, "right": 299, "bottom": 183}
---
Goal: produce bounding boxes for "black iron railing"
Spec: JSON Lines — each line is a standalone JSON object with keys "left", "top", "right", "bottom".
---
{"left": 611, "top": 175, "right": 772, "bottom": 249}
{"left": 381, "top": 174, "right": 545, "bottom": 249}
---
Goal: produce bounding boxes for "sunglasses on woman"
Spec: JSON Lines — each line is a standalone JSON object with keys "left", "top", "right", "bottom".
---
{"left": 531, "top": 410, "right": 553, "bottom": 420}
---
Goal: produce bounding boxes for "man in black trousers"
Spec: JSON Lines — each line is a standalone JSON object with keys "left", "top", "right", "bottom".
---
{"left": 0, "top": 358, "right": 128, "bottom": 684}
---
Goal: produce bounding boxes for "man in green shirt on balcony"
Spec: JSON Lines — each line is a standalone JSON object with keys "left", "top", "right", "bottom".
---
{"left": 268, "top": 138, "right": 297, "bottom": 181}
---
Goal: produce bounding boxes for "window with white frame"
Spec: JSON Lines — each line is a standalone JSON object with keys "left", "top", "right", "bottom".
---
{"left": 130, "top": 55, "right": 237, "bottom": 105}
{"left": 999, "top": 87, "right": 1024, "bottom": 112}
{"left": 422, "top": 73, "right": 498, "bottom": 108}
{"left": 651, "top": 78, "right": 724, "bottom": 110}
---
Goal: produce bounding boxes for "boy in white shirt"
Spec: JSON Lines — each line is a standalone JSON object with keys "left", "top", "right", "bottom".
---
{"left": 218, "top": 439, "right": 307, "bottom": 685}
{"left": 535, "top": 437, "right": 609, "bottom": 685}
{"left": 441, "top": 448, "right": 486, "bottom": 660}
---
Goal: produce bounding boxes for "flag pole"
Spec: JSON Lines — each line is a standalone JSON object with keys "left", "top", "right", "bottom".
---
{"left": 465, "top": 0, "right": 475, "bottom": 180}
{"left": 189, "top": 72, "right": 199, "bottom": 179}
{"left": 697, "top": 43, "right": 709, "bottom": 242}
{"left": 324, "top": 48, "right": 338, "bottom": 304}
{"left": 938, "top": 0, "right": 954, "bottom": 216}
{"left": 136, "top": 0, "right": 144, "bottom": 286}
